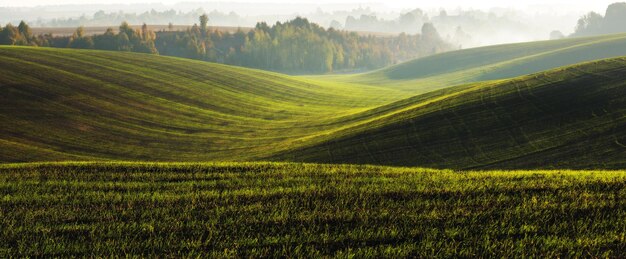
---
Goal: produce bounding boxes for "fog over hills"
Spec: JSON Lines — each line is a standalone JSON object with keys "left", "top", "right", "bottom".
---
{"left": 0, "top": 1, "right": 623, "bottom": 47}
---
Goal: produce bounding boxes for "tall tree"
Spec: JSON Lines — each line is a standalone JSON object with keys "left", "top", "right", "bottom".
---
{"left": 200, "top": 14, "right": 209, "bottom": 36}
{"left": 17, "top": 21, "right": 32, "bottom": 42}
{"left": 574, "top": 12, "right": 604, "bottom": 36}
{"left": 421, "top": 23, "right": 441, "bottom": 41}
{"left": 603, "top": 2, "right": 626, "bottom": 34}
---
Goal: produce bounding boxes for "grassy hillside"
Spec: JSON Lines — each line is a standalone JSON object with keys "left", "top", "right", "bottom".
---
{"left": 318, "top": 33, "right": 626, "bottom": 92}
{"left": 2, "top": 162, "right": 626, "bottom": 257}
{"left": 2, "top": 45, "right": 626, "bottom": 169}
{"left": 276, "top": 58, "right": 626, "bottom": 169}
{"left": 3, "top": 40, "right": 626, "bottom": 257}
{"left": 0, "top": 46, "right": 409, "bottom": 162}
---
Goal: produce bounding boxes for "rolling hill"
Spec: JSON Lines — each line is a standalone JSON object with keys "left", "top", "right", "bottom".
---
{"left": 275, "top": 57, "right": 626, "bottom": 169}
{"left": 317, "top": 33, "right": 626, "bottom": 93}
{"left": 1, "top": 41, "right": 626, "bottom": 169}
{"left": 0, "top": 46, "right": 408, "bottom": 162}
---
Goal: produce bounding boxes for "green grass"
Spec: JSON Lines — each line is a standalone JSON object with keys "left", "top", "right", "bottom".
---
{"left": 278, "top": 58, "right": 626, "bottom": 169}
{"left": 3, "top": 35, "right": 626, "bottom": 257}
{"left": 1, "top": 162, "right": 626, "bottom": 257}
{"left": 0, "top": 46, "right": 408, "bottom": 162}
{"left": 1, "top": 40, "right": 626, "bottom": 169}
{"left": 314, "top": 33, "right": 626, "bottom": 92}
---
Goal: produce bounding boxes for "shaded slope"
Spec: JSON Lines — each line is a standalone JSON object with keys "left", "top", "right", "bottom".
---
{"left": 274, "top": 58, "right": 626, "bottom": 169}
{"left": 325, "top": 33, "right": 626, "bottom": 92}
{"left": 0, "top": 46, "right": 406, "bottom": 162}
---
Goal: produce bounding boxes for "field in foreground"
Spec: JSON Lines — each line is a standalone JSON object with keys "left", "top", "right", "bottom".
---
{"left": 2, "top": 162, "right": 626, "bottom": 257}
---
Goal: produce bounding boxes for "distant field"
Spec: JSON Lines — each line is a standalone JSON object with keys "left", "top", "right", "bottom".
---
{"left": 317, "top": 33, "right": 626, "bottom": 92}
{"left": 30, "top": 25, "right": 396, "bottom": 37}
{"left": 1, "top": 162, "right": 625, "bottom": 257}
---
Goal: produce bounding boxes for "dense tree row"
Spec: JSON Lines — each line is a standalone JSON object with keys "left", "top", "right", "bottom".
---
{"left": 0, "top": 17, "right": 453, "bottom": 74}
{"left": 0, "top": 21, "right": 158, "bottom": 54}
{"left": 157, "top": 17, "right": 452, "bottom": 73}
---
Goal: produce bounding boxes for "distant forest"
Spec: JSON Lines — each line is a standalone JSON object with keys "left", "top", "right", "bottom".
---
{"left": 0, "top": 17, "right": 453, "bottom": 73}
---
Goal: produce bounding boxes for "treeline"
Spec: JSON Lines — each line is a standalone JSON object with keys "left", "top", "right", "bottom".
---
{"left": 0, "top": 17, "right": 453, "bottom": 73}
{"left": 156, "top": 17, "right": 451, "bottom": 73}
{"left": 0, "top": 21, "right": 157, "bottom": 53}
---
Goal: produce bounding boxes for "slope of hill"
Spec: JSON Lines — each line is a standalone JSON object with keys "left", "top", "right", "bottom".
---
{"left": 319, "top": 33, "right": 626, "bottom": 93}
{"left": 2, "top": 45, "right": 626, "bottom": 169}
{"left": 274, "top": 58, "right": 626, "bottom": 169}
{"left": 0, "top": 46, "right": 407, "bottom": 162}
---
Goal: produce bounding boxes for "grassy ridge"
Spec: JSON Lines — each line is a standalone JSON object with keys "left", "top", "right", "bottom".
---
{"left": 277, "top": 58, "right": 626, "bottom": 169}
{"left": 1, "top": 162, "right": 626, "bottom": 257}
{"left": 0, "top": 46, "right": 407, "bottom": 162}
{"left": 319, "top": 33, "right": 626, "bottom": 92}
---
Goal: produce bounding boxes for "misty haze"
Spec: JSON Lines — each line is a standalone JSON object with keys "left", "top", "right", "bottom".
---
{"left": 0, "top": 1, "right": 623, "bottom": 47}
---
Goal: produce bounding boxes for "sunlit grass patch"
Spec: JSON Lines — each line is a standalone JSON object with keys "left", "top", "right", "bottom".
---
{"left": 1, "top": 162, "right": 625, "bottom": 257}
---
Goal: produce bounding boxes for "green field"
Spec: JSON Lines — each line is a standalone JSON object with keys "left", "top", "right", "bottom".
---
{"left": 326, "top": 33, "right": 626, "bottom": 92}
{"left": 2, "top": 162, "right": 626, "bottom": 257}
{"left": 2, "top": 33, "right": 626, "bottom": 257}
{"left": 281, "top": 58, "right": 626, "bottom": 169}
{"left": 2, "top": 36, "right": 626, "bottom": 168}
{"left": 0, "top": 46, "right": 407, "bottom": 162}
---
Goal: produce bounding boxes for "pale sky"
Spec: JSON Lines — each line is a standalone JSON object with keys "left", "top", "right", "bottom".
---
{"left": 0, "top": 0, "right": 618, "bottom": 12}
